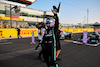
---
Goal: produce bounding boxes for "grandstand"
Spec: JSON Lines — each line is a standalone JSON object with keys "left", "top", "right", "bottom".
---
{"left": 0, "top": 1, "right": 53, "bottom": 28}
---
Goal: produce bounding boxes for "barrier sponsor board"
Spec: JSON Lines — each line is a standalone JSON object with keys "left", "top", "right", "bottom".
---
{"left": 61, "top": 28, "right": 94, "bottom": 33}
{"left": 94, "top": 29, "right": 100, "bottom": 31}
{"left": 0, "top": 28, "right": 97, "bottom": 38}
{"left": 0, "top": 16, "right": 24, "bottom": 21}
{"left": 0, "top": 29, "right": 38, "bottom": 38}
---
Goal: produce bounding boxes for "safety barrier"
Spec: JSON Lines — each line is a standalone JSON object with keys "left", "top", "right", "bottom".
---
{"left": 94, "top": 29, "right": 100, "bottom": 31}
{"left": 61, "top": 28, "right": 94, "bottom": 33}
{"left": 0, "top": 28, "right": 38, "bottom": 38}
{"left": 0, "top": 28, "right": 96, "bottom": 38}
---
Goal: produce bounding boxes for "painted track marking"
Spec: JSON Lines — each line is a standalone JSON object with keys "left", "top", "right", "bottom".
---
{"left": 0, "top": 42, "right": 13, "bottom": 45}
{"left": 0, "top": 47, "right": 37, "bottom": 60}
{"left": 64, "top": 40, "right": 74, "bottom": 42}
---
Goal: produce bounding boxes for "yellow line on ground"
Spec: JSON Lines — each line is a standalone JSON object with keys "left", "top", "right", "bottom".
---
{"left": 64, "top": 40, "right": 74, "bottom": 42}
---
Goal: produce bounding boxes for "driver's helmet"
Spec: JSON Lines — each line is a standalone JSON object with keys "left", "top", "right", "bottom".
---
{"left": 46, "top": 17, "right": 55, "bottom": 27}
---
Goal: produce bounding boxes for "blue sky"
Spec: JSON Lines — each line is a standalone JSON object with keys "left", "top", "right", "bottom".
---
{"left": 27, "top": 0, "right": 100, "bottom": 24}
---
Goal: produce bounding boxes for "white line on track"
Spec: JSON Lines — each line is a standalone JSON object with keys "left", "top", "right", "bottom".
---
{"left": 73, "top": 41, "right": 100, "bottom": 47}
{"left": 0, "top": 47, "right": 37, "bottom": 60}
{"left": 0, "top": 42, "right": 13, "bottom": 45}
{"left": 0, "top": 40, "right": 7, "bottom": 42}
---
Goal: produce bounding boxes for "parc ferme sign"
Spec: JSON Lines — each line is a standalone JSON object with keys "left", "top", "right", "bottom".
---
{"left": 83, "top": 31, "right": 88, "bottom": 43}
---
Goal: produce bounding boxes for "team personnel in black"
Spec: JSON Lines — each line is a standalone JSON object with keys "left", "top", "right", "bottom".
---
{"left": 16, "top": 28, "right": 22, "bottom": 39}
{"left": 35, "top": 22, "right": 46, "bottom": 61}
{"left": 41, "top": 4, "right": 61, "bottom": 67}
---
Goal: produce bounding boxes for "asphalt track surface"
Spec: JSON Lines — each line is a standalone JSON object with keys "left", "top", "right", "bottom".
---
{"left": 0, "top": 33, "right": 100, "bottom": 67}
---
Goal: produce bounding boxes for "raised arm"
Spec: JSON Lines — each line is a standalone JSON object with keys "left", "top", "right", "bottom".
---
{"left": 52, "top": 2, "right": 61, "bottom": 31}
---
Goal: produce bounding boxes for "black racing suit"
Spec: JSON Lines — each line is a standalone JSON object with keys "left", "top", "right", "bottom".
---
{"left": 41, "top": 14, "right": 61, "bottom": 67}
{"left": 54, "top": 13, "right": 61, "bottom": 51}
{"left": 42, "top": 29, "right": 53, "bottom": 67}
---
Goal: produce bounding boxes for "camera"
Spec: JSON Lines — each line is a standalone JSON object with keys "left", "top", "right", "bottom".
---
{"left": 36, "top": 22, "right": 45, "bottom": 29}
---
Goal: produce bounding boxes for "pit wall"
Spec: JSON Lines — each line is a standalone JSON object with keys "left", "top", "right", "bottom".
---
{"left": 0, "top": 28, "right": 94, "bottom": 38}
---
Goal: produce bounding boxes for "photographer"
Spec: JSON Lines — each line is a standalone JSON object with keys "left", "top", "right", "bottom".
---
{"left": 35, "top": 22, "right": 46, "bottom": 60}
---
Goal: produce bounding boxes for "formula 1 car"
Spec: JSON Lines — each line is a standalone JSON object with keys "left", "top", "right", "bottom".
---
{"left": 60, "top": 31, "right": 66, "bottom": 39}
{"left": 60, "top": 31, "right": 73, "bottom": 39}
{"left": 88, "top": 34, "right": 99, "bottom": 44}
{"left": 73, "top": 32, "right": 100, "bottom": 46}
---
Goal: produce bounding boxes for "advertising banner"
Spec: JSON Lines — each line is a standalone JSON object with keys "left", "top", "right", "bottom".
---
{"left": 83, "top": 31, "right": 88, "bottom": 43}
{"left": 0, "top": 16, "right": 24, "bottom": 21}
{"left": 61, "top": 28, "right": 94, "bottom": 33}
{"left": 0, "top": 29, "right": 38, "bottom": 38}
{"left": 4, "top": 0, "right": 36, "bottom": 5}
